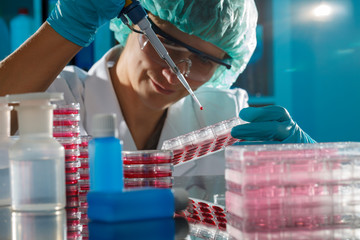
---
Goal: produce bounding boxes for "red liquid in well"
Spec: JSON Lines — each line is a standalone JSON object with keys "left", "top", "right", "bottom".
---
{"left": 214, "top": 212, "right": 226, "bottom": 218}
{"left": 62, "top": 143, "right": 79, "bottom": 150}
{"left": 66, "top": 189, "right": 79, "bottom": 196}
{"left": 54, "top": 109, "right": 79, "bottom": 115}
{"left": 80, "top": 185, "right": 90, "bottom": 191}
{"left": 212, "top": 205, "right": 224, "bottom": 212}
{"left": 79, "top": 174, "right": 89, "bottom": 180}
{"left": 199, "top": 207, "right": 211, "bottom": 213}
{"left": 123, "top": 171, "right": 172, "bottom": 178}
{"left": 198, "top": 202, "right": 210, "bottom": 207}
{"left": 216, "top": 216, "right": 227, "bottom": 223}
{"left": 53, "top": 120, "right": 80, "bottom": 126}
{"left": 202, "top": 218, "right": 216, "bottom": 226}
{"left": 53, "top": 132, "right": 80, "bottom": 138}
{"left": 218, "top": 222, "right": 227, "bottom": 230}
{"left": 66, "top": 167, "right": 79, "bottom": 174}
{"left": 202, "top": 213, "right": 214, "bottom": 219}
{"left": 123, "top": 155, "right": 172, "bottom": 165}
{"left": 65, "top": 156, "right": 78, "bottom": 162}
{"left": 227, "top": 137, "right": 239, "bottom": 145}
{"left": 190, "top": 214, "right": 201, "bottom": 221}
{"left": 66, "top": 180, "right": 78, "bottom": 185}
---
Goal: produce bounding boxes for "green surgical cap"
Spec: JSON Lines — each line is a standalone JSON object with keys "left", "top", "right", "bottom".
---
{"left": 110, "top": 0, "right": 258, "bottom": 89}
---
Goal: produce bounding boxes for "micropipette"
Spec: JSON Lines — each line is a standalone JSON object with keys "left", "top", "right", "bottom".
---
{"left": 119, "top": 0, "right": 203, "bottom": 110}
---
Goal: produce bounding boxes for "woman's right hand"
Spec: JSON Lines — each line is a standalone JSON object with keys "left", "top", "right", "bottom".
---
{"left": 47, "top": 0, "right": 125, "bottom": 47}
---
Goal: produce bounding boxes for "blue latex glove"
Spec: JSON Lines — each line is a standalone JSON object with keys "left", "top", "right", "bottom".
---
{"left": 47, "top": 0, "right": 125, "bottom": 47}
{"left": 231, "top": 105, "right": 316, "bottom": 144}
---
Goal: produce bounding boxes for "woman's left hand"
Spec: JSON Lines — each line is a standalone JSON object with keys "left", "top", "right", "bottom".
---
{"left": 231, "top": 105, "right": 316, "bottom": 144}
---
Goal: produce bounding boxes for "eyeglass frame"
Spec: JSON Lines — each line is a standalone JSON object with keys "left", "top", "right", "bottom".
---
{"left": 127, "top": 16, "right": 233, "bottom": 70}
{"left": 147, "top": 18, "right": 232, "bottom": 70}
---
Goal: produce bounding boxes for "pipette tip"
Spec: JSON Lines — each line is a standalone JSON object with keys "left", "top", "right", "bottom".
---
{"left": 200, "top": 107, "right": 204, "bottom": 111}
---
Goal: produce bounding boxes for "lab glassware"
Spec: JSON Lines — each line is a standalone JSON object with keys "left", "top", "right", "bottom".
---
{"left": 7, "top": 92, "right": 66, "bottom": 211}
{"left": 0, "top": 97, "right": 13, "bottom": 206}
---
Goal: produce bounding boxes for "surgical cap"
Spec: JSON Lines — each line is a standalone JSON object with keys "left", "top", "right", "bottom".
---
{"left": 110, "top": 0, "right": 258, "bottom": 89}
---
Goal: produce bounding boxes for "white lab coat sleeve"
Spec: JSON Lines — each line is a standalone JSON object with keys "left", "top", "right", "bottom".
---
{"left": 46, "top": 65, "right": 89, "bottom": 135}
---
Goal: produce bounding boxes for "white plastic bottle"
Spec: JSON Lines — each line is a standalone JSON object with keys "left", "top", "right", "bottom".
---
{"left": 0, "top": 97, "right": 13, "bottom": 206}
{"left": 7, "top": 92, "right": 66, "bottom": 211}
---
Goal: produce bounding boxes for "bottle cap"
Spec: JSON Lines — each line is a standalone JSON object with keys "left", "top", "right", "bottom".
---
{"left": 6, "top": 92, "right": 64, "bottom": 136}
{"left": 7, "top": 92, "right": 63, "bottom": 104}
{"left": 91, "top": 113, "right": 118, "bottom": 138}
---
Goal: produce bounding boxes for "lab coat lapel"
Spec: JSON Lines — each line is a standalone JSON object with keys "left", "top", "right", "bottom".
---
{"left": 84, "top": 46, "right": 138, "bottom": 151}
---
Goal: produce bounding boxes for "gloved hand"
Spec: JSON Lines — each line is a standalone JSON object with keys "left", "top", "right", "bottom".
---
{"left": 47, "top": 0, "right": 125, "bottom": 47}
{"left": 231, "top": 105, "right": 316, "bottom": 144}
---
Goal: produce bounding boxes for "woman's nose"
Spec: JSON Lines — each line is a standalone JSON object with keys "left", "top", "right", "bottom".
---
{"left": 162, "top": 68, "right": 179, "bottom": 85}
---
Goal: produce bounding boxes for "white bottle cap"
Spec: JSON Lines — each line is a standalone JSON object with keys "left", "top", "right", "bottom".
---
{"left": 0, "top": 97, "right": 12, "bottom": 137}
{"left": 91, "top": 113, "right": 118, "bottom": 138}
{"left": 6, "top": 92, "right": 64, "bottom": 136}
{"left": 7, "top": 92, "right": 63, "bottom": 104}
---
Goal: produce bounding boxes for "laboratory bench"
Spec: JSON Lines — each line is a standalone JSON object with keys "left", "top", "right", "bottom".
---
{"left": 0, "top": 206, "right": 190, "bottom": 240}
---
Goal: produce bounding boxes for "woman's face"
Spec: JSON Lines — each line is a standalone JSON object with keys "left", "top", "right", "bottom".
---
{"left": 122, "top": 14, "right": 226, "bottom": 111}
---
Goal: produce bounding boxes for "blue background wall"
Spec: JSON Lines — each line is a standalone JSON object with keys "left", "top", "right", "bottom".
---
{"left": 242, "top": 0, "right": 360, "bottom": 142}
{"left": 284, "top": 0, "right": 360, "bottom": 142}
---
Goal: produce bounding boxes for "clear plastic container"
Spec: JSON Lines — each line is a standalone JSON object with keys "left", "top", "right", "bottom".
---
{"left": 8, "top": 92, "right": 66, "bottom": 211}
{"left": 124, "top": 177, "right": 173, "bottom": 189}
{"left": 162, "top": 117, "right": 242, "bottom": 165}
{"left": 12, "top": 209, "right": 66, "bottom": 239}
{"left": 123, "top": 163, "right": 173, "bottom": 178}
{"left": 0, "top": 98, "right": 13, "bottom": 206}
{"left": 179, "top": 198, "right": 227, "bottom": 231}
{"left": 53, "top": 103, "right": 80, "bottom": 115}
{"left": 122, "top": 150, "right": 173, "bottom": 165}
{"left": 224, "top": 142, "right": 360, "bottom": 239}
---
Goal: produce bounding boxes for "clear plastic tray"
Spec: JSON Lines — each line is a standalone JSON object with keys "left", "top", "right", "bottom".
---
{"left": 66, "top": 207, "right": 81, "bottom": 220}
{"left": 122, "top": 150, "right": 173, "bottom": 165}
{"left": 65, "top": 161, "right": 81, "bottom": 174}
{"left": 56, "top": 137, "right": 81, "bottom": 149}
{"left": 54, "top": 103, "right": 80, "bottom": 115}
{"left": 162, "top": 117, "right": 242, "bottom": 165}
{"left": 178, "top": 198, "right": 227, "bottom": 231}
{"left": 66, "top": 183, "right": 79, "bottom": 197}
{"left": 123, "top": 176, "right": 173, "bottom": 189}
{"left": 123, "top": 163, "right": 173, "bottom": 178}
{"left": 66, "top": 196, "right": 80, "bottom": 208}
{"left": 225, "top": 142, "right": 360, "bottom": 238}
{"left": 53, "top": 125, "right": 81, "bottom": 137}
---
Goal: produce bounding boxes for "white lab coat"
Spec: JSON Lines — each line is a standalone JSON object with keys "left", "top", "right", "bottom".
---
{"left": 47, "top": 46, "right": 249, "bottom": 201}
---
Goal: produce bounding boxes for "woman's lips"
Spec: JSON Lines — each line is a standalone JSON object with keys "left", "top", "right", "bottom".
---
{"left": 150, "top": 79, "right": 175, "bottom": 95}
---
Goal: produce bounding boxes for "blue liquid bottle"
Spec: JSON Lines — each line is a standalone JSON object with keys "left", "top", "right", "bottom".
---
{"left": 87, "top": 114, "right": 189, "bottom": 222}
{"left": 89, "top": 113, "right": 123, "bottom": 192}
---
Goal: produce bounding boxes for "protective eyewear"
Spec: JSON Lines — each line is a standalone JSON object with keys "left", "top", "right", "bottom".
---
{"left": 147, "top": 18, "right": 232, "bottom": 70}
{"left": 132, "top": 18, "right": 231, "bottom": 82}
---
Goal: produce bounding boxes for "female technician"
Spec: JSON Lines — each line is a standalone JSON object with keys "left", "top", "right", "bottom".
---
{"left": 0, "top": 0, "right": 315, "bottom": 199}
